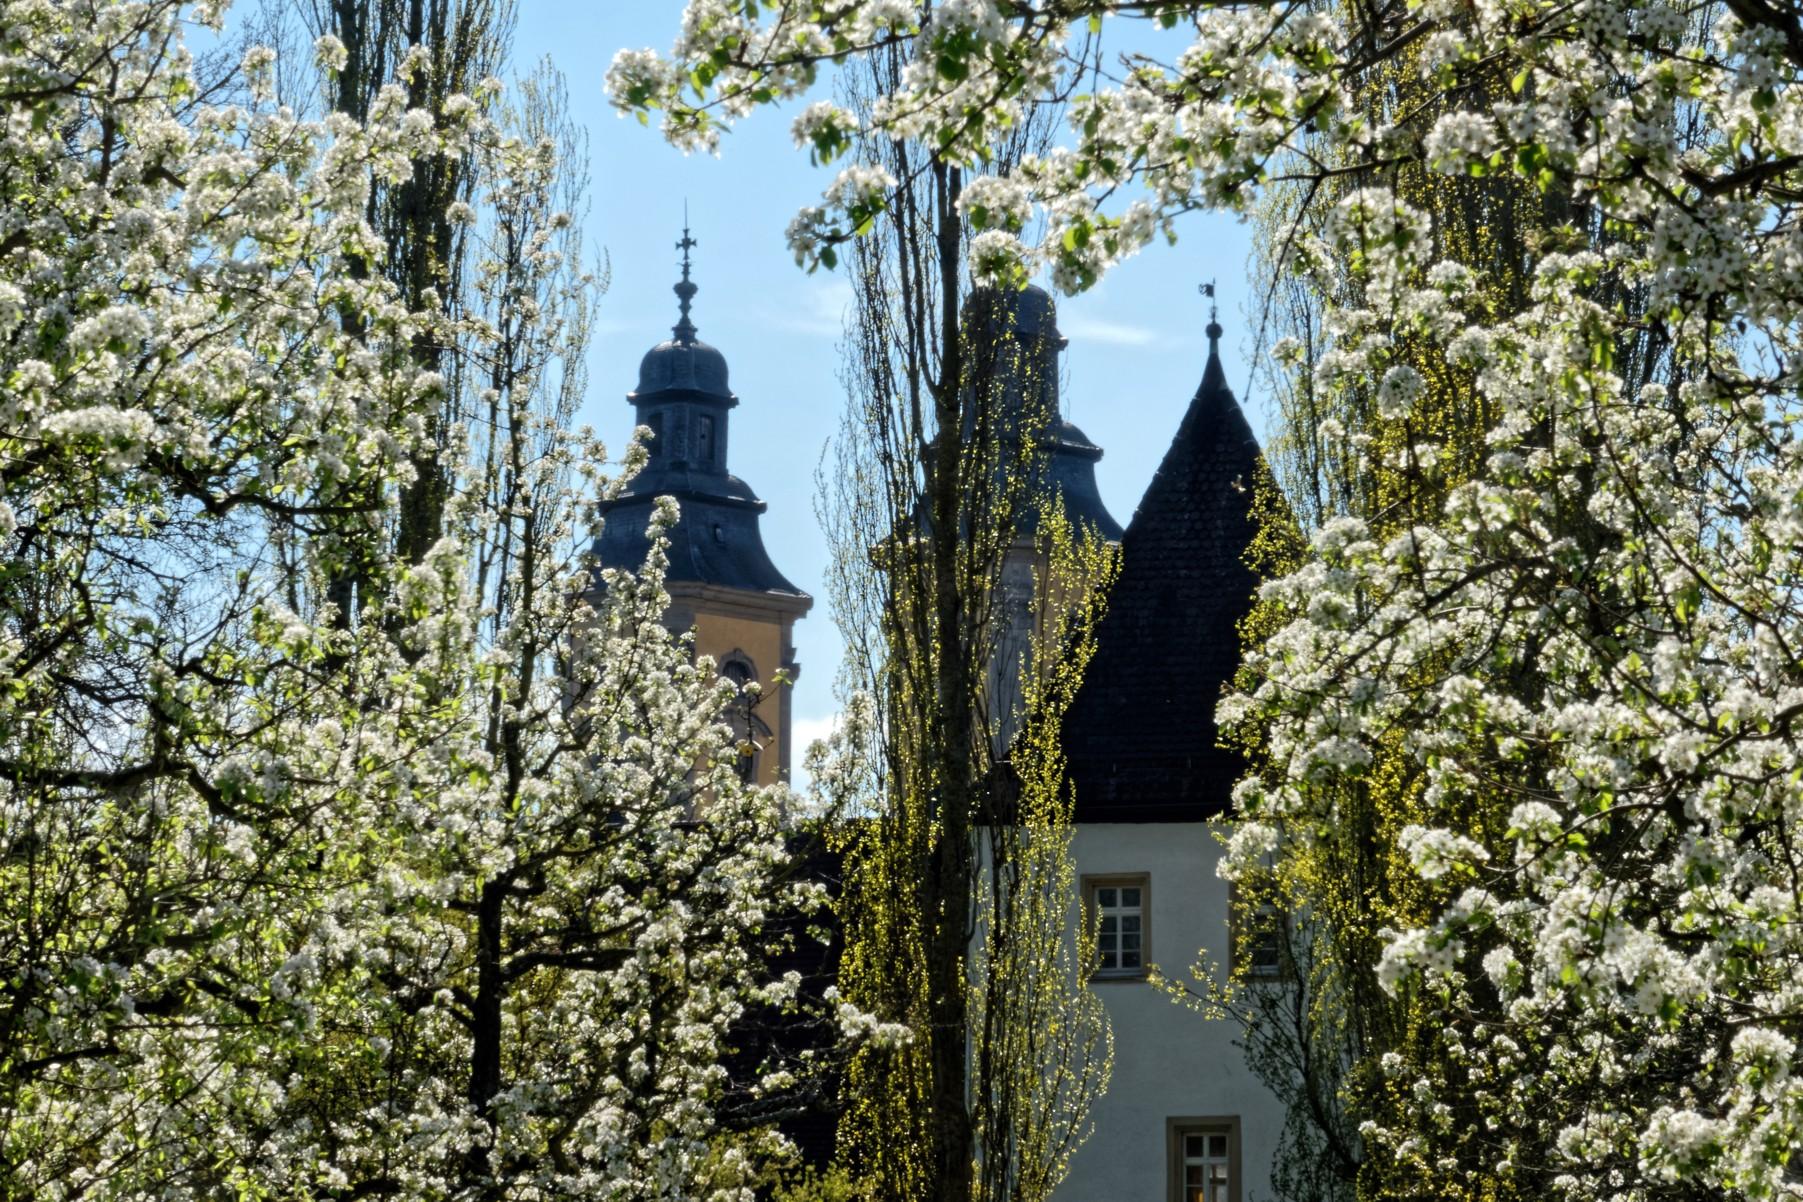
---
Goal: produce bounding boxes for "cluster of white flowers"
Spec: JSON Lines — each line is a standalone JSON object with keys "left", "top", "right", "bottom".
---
{"left": 1422, "top": 111, "right": 1501, "bottom": 174}
{"left": 1, "top": 5, "right": 873, "bottom": 1199}
{"left": 790, "top": 99, "right": 856, "bottom": 158}
{"left": 607, "top": 1, "right": 1803, "bottom": 1195}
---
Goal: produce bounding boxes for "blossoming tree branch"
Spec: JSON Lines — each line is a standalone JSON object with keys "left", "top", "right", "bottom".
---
{"left": 612, "top": 1, "right": 1803, "bottom": 1198}
{"left": 0, "top": 3, "right": 897, "bottom": 1198}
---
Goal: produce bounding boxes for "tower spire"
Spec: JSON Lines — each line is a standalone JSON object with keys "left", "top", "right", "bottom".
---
{"left": 674, "top": 212, "right": 699, "bottom": 343}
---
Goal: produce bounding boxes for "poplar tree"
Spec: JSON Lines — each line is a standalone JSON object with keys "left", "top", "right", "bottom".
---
{"left": 813, "top": 45, "right": 1113, "bottom": 1202}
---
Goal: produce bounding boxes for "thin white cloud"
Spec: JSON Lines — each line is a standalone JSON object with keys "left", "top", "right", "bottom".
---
{"left": 1057, "top": 313, "right": 1158, "bottom": 346}
{"left": 770, "top": 277, "right": 854, "bottom": 337}
{"left": 756, "top": 279, "right": 1163, "bottom": 346}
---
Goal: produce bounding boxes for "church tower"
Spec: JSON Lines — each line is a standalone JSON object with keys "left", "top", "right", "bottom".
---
{"left": 592, "top": 228, "right": 812, "bottom": 786}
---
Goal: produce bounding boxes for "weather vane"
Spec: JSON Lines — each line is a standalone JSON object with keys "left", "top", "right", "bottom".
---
{"left": 1199, "top": 279, "right": 1217, "bottom": 322}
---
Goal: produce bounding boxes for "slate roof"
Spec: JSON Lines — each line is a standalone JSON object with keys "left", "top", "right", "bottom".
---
{"left": 1062, "top": 320, "right": 1263, "bottom": 822}
{"left": 592, "top": 231, "right": 809, "bottom": 602}
{"left": 933, "top": 285, "right": 1123, "bottom": 544}
{"left": 594, "top": 475, "right": 807, "bottom": 598}
{"left": 1045, "top": 418, "right": 1125, "bottom": 543}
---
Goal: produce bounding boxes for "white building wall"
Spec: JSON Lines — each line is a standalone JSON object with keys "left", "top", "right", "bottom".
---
{"left": 1057, "top": 822, "right": 1286, "bottom": 1202}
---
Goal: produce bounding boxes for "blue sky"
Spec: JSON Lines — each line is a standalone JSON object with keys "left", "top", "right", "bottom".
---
{"left": 515, "top": 5, "right": 1264, "bottom": 758}
{"left": 226, "top": 3, "right": 1256, "bottom": 759}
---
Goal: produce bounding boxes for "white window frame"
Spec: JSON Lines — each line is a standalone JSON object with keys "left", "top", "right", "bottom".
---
{"left": 1167, "top": 1116, "right": 1241, "bottom": 1202}
{"left": 1082, "top": 873, "right": 1150, "bottom": 980}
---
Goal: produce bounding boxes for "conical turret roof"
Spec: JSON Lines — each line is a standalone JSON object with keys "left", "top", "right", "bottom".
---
{"left": 1062, "top": 313, "right": 1263, "bottom": 821}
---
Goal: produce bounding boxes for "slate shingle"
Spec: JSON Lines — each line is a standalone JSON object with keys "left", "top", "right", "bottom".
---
{"left": 1063, "top": 322, "right": 1263, "bottom": 822}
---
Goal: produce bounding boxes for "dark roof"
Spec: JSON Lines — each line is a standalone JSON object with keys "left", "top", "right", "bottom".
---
{"left": 593, "top": 484, "right": 808, "bottom": 597}
{"left": 632, "top": 335, "right": 733, "bottom": 402}
{"left": 632, "top": 226, "right": 735, "bottom": 403}
{"left": 1062, "top": 320, "right": 1262, "bottom": 822}
{"left": 1045, "top": 419, "right": 1125, "bottom": 542}
{"left": 925, "top": 285, "right": 1123, "bottom": 543}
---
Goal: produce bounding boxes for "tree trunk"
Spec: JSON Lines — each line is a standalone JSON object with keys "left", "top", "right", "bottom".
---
{"left": 466, "top": 877, "right": 507, "bottom": 1197}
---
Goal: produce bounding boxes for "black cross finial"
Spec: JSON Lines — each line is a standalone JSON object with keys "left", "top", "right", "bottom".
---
{"left": 677, "top": 228, "right": 698, "bottom": 281}
{"left": 673, "top": 208, "right": 700, "bottom": 342}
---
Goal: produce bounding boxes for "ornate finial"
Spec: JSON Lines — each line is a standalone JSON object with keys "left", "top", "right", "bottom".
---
{"left": 1195, "top": 281, "right": 1229, "bottom": 399}
{"left": 673, "top": 212, "right": 699, "bottom": 342}
{"left": 1199, "top": 280, "right": 1221, "bottom": 341}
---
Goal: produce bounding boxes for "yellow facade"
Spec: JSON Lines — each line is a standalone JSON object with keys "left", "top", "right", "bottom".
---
{"left": 667, "top": 581, "right": 810, "bottom": 788}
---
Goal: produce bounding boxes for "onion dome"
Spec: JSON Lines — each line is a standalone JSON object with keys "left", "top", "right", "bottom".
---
{"left": 592, "top": 225, "right": 807, "bottom": 599}
{"left": 631, "top": 248, "right": 734, "bottom": 401}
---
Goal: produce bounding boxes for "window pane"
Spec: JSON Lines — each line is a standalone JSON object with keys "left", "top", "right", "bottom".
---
{"left": 1121, "top": 887, "right": 1140, "bottom": 907}
{"left": 1121, "top": 932, "right": 1140, "bottom": 952}
{"left": 1100, "top": 915, "right": 1117, "bottom": 935}
{"left": 1177, "top": 1125, "right": 1233, "bottom": 1202}
{"left": 1121, "top": 914, "right": 1140, "bottom": 933}
{"left": 1097, "top": 887, "right": 1116, "bottom": 908}
{"left": 1121, "top": 949, "right": 1140, "bottom": 968}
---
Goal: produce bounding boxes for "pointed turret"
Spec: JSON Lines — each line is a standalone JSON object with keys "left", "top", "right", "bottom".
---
{"left": 1061, "top": 300, "right": 1264, "bottom": 821}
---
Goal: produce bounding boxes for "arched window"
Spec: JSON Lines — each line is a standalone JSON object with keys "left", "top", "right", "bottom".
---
{"left": 720, "top": 657, "right": 766, "bottom": 784}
